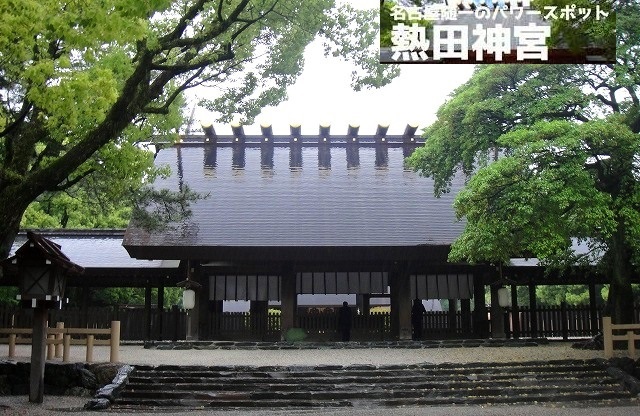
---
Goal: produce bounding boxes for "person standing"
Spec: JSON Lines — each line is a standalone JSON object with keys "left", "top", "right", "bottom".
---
{"left": 411, "top": 298, "right": 427, "bottom": 340}
{"left": 338, "top": 301, "right": 353, "bottom": 341}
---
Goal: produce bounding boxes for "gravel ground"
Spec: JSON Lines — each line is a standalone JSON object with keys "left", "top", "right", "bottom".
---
{"left": 1, "top": 342, "right": 639, "bottom": 415}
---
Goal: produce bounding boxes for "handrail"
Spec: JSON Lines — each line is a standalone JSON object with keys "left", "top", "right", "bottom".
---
{"left": 602, "top": 316, "right": 640, "bottom": 359}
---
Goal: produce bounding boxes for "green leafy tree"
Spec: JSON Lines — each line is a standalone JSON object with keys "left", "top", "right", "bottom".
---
{"left": 0, "top": 0, "right": 398, "bottom": 258}
{"left": 91, "top": 287, "right": 183, "bottom": 307}
{"left": 408, "top": 2, "right": 640, "bottom": 324}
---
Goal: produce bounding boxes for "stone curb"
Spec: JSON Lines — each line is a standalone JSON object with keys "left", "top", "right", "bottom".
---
{"left": 142, "top": 338, "right": 549, "bottom": 350}
{"left": 84, "top": 364, "right": 134, "bottom": 411}
{"left": 604, "top": 357, "right": 640, "bottom": 396}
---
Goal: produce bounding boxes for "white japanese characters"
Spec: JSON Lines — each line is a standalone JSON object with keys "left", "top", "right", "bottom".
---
{"left": 387, "top": 1, "right": 607, "bottom": 62}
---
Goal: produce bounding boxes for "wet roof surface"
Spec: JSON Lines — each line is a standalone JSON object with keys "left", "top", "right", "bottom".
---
{"left": 124, "top": 143, "right": 466, "bottom": 250}
{"left": 11, "top": 230, "right": 170, "bottom": 269}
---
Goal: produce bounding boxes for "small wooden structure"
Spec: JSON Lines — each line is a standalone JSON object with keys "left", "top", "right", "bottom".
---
{"left": 1, "top": 232, "right": 83, "bottom": 403}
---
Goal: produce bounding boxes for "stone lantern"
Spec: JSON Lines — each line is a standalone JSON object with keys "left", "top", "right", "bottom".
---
{"left": 2, "top": 231, "right": 84, "bottom": 403}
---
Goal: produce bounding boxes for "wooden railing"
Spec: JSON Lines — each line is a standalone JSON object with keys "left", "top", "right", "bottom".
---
{"left": 0, "top": 321, "right": 120, "bottom": 363}
{"left": 602, "top": 316, "right": 640, "bottom": 359}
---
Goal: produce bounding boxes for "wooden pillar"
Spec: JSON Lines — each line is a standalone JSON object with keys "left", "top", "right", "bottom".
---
{"left": 280, "top": 268, "right": 297, "bottom": 340}
{"left": 588, "top": 283, "right": 598, "bottom": 336}
{"left": 144, "top": 284, "right": 152, "bottom": 342}
{"left": 448, "top": 299, "right": 457, "bottom": 335}
{"left": 390, "top": 267, "right": 411, "bottom": 340}
{"left": 510, "top": 284, "right": 520, "bottom": 339}
{"left": 460, "top": 298, "right": 471, "bottom": 335}
{"left": 29, "top": 306, "right": 48, "bottom": 403}
{"left": 250, "top": 300, "right": 269, "bottom": 341}
{"left": 490, "top": 285, "right": 505, "bottom": 338}
{"left": 157, "top": 282, "right": 165, "bottom": 341}
{"left": 197, "top": 271, "right": 209, "bottom": 340}
{"left": 170, "top": 305, "right": 179, "bottom": 341}
{"left": 81, "top": 285, "right": 90, "bottom": 327}
{"left": 529, "top": 282, "right": 538, "bottom": 338}
{"left": 472, "top": 273, "right": 489, "bottom": 338}
{"left": 209, "top": 300, "right": 223, "bottom": 339}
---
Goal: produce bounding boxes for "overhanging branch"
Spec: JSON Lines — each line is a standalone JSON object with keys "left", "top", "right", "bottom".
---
{"left": 50, "top": 168, "right": 96, "bottom": 192}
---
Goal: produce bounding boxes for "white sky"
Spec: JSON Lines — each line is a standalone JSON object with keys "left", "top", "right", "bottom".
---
{"left": 193, "top": 1, "right": 476, "bottom": 136}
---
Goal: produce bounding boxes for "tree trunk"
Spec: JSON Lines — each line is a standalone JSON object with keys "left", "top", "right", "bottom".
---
{"left": 0, "top": 189, "right": 31, "bottom": 259}
{"left": 606, "top": 225, "right": 635, "bottom": 324}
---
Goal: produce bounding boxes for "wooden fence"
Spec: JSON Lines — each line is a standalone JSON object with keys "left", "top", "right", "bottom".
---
{"left": 504, "top": 304, "right": 640, "bottom": 340}
{"left": 0, "top": 321, "right": 120, "bottom": 363}
{"left": 1, "top": 304, "right": 639, "bottom": 341}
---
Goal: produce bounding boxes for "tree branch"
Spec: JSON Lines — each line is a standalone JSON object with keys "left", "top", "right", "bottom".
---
{"left": 142, "top": 68, "right": 205, "bottom": 114}
{"left": 0, "top": 100, "right": 32, "bottom": 138}
{"left": 50, "top": 168, "right": 96, "bottom": 192}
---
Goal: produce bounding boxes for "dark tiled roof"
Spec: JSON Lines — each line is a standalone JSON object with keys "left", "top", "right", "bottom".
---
{"left": 10, "top": 229, "right": 174, "bottom": 269}
{"left": 124, "top": 132, "right": 466, "bottom": 258}
{"left": 7, "top": 231, "right": 85, "bottom": 275}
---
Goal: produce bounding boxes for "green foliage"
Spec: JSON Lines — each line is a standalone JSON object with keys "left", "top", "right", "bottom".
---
{"left": 532, "top": 0, "right": 616, "bottom": 58}
{"left": 91, "top": 287, "right": 182, "bottom": 307}
{"left": 536, "top": 285, "right": 591, "bottom": 306}
{"left": 379, "top": 1, "right": 433, "bottom": 48}
{"left": 600, "top": 284, "right": 640, "bottom": 304}
{"left": 407, "top": 6, "right": 640, "bottom": 322}
{"left": 0, "top": 287, "right": 18, "bottom": 306}
{"left": 130, "top": 185, "right": 208, "bottom": 231}
{"left": 0, "top": 0, "right": 399, "bottom": 257}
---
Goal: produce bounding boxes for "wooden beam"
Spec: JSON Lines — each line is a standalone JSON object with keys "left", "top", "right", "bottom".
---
{"left": 319, "top": 123, "right": 331, "bottom": 144}
{"left": 347, "top": 124, "right": 359, "bottom": 143}
{"left": 202, "top": 123, "right": 217, "bottom": 143}
{"left": 290, "top": 124, "right": 302, "bottom": 144}
{"left": 403, "top": 123, "right": 418, "bottom": 143}
{"left": 231, "top": 122, "right": 245, "bottom": 144}
{"left": 260, "top": 123, "right": 273, "bottom": 144}
{"left": 375, "top": 124, "right": 389, "bottom": 144}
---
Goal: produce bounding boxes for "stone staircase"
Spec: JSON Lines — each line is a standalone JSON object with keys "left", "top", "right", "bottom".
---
{"left": 111, "top": 359, "right": 637, "bottom": 410}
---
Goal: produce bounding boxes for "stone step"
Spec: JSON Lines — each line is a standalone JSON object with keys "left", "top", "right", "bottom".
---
{"left": 128, "top": 363, "right": 606, "bottom": 381}
{"left": 120, "top": 382, "right": 627, "bottom": 400}
{"left": 113, "top": 390, "right": 635, "bottom": 409}
{"left": 124, "top": 369, "right": 611, "bottom": 387}
{"left": 113, "top": 359, "right": 635, "bottom": 409}
{"left": 130, "top": 359, "right": 602, "bottom": 375}
{"left": 128, "top": 369, "right": 606, "bottom": 383}
{"left": 124, "top": 372, "right": 621, "bottom": 390}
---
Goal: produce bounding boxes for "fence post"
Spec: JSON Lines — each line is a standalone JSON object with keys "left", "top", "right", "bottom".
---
{"left": 86, "top": 334, "right": 94, "bottom": 362}
{"left": 110, "top": 321, "right": 120, "bottom": 363}
{"left": 627, "top": 330, "right": 636, "bottom": 358}
{"left": 46, "top": 334, "right": 55, "bottom": 360}
{"left": 603, "top": 316, "right": 613, "bottom": 359}
{"left": 63, "top": 334, "right": 71, "bottom": 362}
{"left": 55, "top": 322, "right": 64, "bottom": 358}
{"left": 8, "top": 334, "right": 16, "bottom": 358}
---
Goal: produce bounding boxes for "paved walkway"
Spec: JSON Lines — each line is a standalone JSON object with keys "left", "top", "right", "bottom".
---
{"left": 0, "top": 340, "right": 610, "bottom": 367}
{"left": 1, "top": 341, "right": 639, "bottom": 415}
